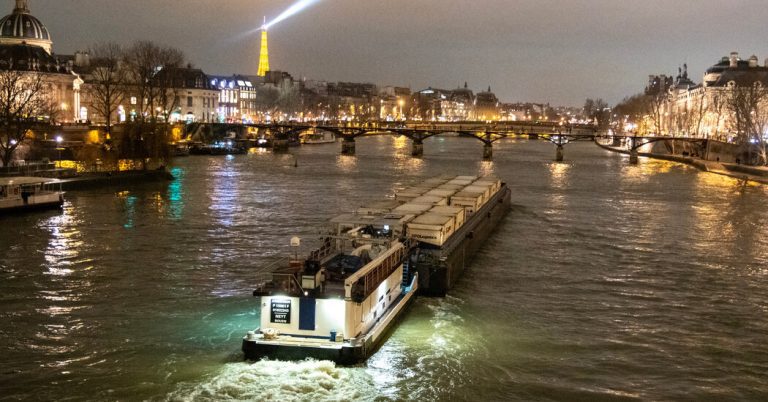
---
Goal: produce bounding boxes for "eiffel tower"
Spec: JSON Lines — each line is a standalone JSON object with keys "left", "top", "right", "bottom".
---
{"left": 257, "top": 17, "right": 270, "bottom": 77}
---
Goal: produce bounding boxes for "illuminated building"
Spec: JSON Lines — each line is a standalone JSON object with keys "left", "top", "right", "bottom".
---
{"left": 257, "top": 18, "right": 270, "bottom": 77}
{"left": 442, "top": 82, "right": 474, "bottom": 121}
{"left": 162, "top": 67, "right": 219, "bottom": 123}
{"left": 657, "top": 52, "right": 768, "bottom": 141}
{"left": 474, "top": 86, "right": 500, "bottom": 121}
{"left": 0, "top": 0, "right": 83, "bottom": 122}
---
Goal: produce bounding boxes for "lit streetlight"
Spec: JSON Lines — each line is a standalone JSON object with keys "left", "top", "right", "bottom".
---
{"left": 56, "top": 136, "right": 63, "bottom": 168}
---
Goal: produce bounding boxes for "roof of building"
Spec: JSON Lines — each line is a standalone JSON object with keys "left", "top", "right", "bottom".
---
{"left": 704, "top": 55, "right": 768, "bottom": 87}
{"left": 0, "top": 1, "right": 50, "bottom": 43}
{"left": 0, "top": 43, "right": 69, "bottom": 73}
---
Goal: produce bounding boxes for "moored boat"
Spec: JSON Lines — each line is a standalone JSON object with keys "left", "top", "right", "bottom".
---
{"left": 0, "top": 177, "right": 63, "bottom": 213}
{"left": 301, "top": 130, "right": 336, "bottom": 144}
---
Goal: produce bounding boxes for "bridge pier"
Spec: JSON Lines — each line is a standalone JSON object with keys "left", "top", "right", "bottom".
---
{"left": 555, "top": 145, "right": 564, "bottom": 162}
{"left": 341, "top": 139, "right": 356, "bottom": 155}
{"left": 483, "top": 144, "right": 493, "bottom": 161}
{"left": 273, "top": 139, "right": 289, "bottom": 153}
{"left": 629, "top": 148, "right": 639, "bottom": 164}
{"left": 412, "top": 141, "right": 424, "bottom": 157}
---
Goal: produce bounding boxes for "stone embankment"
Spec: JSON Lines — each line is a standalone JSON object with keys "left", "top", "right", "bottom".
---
{"left": 595, "top": 141, "right": 768, "bottom": 185}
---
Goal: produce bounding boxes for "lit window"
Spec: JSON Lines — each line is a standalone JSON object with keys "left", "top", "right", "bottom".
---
{"left": 130, "top": 97, "right": 137, "bottom": 105}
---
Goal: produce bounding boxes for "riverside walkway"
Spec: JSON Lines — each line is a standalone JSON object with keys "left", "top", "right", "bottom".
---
{"left": 597, "top": 141, "right": 768, "bottom": 185}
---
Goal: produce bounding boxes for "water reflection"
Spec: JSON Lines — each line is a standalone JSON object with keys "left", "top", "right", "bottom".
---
{"left": 166, "top": 167, "right": 185, "bottom": 220}
{"left": 335, "top": 154, "right": 358, "bottom": 172}
{"left": 118, "top": 191, "right": 138, "bottom": 229}
{"left": 42, "top": 204, "right": 81, "bottom": 276}
{"left": 478, "top": 160, "right": 495, "bottom": 177}
{"left": 208, "top": 159, "right": 241, "bottom": 228}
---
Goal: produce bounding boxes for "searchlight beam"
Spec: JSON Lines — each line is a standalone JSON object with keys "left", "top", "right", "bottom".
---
{"left": 263, "top": 0, "right": 322, "bottom": 30}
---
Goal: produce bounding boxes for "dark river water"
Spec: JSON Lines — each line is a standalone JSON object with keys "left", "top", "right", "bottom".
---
{"left": 2, "top": 137, "right": 767, "bottom": 401}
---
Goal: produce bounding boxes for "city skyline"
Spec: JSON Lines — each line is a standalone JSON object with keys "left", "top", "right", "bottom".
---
{"left": 27, "top": 0, "right": 768, "bottom": 105}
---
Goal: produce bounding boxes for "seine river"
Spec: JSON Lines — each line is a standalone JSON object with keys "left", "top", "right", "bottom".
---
{"left": 2, "top": 137, "right": 767, "bottom": 401}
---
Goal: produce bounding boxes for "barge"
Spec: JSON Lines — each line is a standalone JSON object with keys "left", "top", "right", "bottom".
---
{"left": 243, "top": 175, "right": 511, "bottom": 364}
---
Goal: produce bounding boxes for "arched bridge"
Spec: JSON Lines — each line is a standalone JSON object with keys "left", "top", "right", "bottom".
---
{"left": 183, "top": 120, "right": 713, "bottom": 164}
{"left": 185, "top": 120, "right": 598, "bottom": 160}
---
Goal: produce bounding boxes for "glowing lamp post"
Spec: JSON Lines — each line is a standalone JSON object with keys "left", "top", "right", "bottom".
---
{"left": 55, "top": 136, "right": 63, "bottom": 168}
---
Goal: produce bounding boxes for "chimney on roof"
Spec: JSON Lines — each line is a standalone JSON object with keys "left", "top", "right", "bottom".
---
{"left": 74, "top": 51, "right": 90, "bottom": 67}
{"left": 749, "top": 55, "right": 758, "bottom": 68}
{"left": 729, "top": 52, "right": 739, "bottom": 68}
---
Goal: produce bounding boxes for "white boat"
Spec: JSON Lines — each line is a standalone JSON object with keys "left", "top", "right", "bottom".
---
{"left": 243, "top": 213, "right": 418, "bottom": 364}
{"left": 0, "top": 177, "right": 63, "bottom": 213}
{"left": 301, "top": 130, "right": 336, "bottom": 144}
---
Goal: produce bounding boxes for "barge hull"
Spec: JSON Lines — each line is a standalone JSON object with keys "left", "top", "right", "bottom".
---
{"left": 416, "top": 184, "right": 511, "bottom": 296}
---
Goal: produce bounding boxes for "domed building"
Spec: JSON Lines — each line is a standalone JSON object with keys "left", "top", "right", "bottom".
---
{"left": 0, "top": 0, "right": 52, "bottom": 53}
{"left": 0, "top": 0, "right": 82, "bottom": 121}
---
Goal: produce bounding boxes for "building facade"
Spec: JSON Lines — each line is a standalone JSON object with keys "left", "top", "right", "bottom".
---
{"left": 0, "top": 0, "right": 83, "bottom": 123}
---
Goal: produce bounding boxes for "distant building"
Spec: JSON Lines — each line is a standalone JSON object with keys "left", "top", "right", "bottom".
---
{"left": 326, "top": 82, "right": 378, "bottom": 120}
{"left": 166, "top": 67, "right": 219, "bottom": 123}
{"left": 0, "top": 0, "right": 84, "bottom": 122}
{"left": 474, "top": 86, "right": 500, "bottom": 120}
{"left": 655, "top": 52, "right": 768, "bottom": 141}
{"left": 442, "top": 83, "right": 474, "bottom": 121}
{"left": 378, "top": 86, "right": 410, "bottom": 120}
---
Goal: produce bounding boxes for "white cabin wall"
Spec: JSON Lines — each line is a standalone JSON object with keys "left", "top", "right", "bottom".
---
{"left": 345, "top": 265, "right": 404, "bottom": 339}
{"left": 260, "top": 296, "right": 346, "bottom": 339}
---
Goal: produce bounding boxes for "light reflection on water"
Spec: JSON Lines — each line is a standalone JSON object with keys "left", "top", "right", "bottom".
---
{"left": 1, "top": 139, "right": 767, "bottom": 400}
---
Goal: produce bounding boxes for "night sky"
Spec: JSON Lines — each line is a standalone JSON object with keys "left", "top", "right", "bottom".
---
{"left": 33, "top": 0, "right": 768, "bottom": 106}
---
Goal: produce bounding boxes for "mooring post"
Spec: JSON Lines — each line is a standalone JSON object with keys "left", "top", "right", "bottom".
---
{"left": 556, "top": 145, "right": 564, "bottom": 162}
{"left": 483, "top": 143, "right": 493, "bottom": 161}
{"left": 412, "top": 141, "right": 424, "bottom": 157}
{"left": 341, "top": 139, "right": 356, "bottom": 155}
{"left": 629, "top": 137, "right": 639, "bottom": 164}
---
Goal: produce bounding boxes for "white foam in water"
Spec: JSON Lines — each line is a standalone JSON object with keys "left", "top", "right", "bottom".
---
{"left": 167, "top": 359, "right": 377, "bottom": 402}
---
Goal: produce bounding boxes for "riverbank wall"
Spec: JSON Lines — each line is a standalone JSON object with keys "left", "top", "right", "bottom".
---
{"left": 596, "top": 140, "right": 768, "bottom": 184}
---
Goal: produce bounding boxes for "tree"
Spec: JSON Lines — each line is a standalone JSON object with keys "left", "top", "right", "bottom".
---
{"left": 119, "top": 41, "right": 185, "bottom": 169}
{"left": 583, "top": 98, "right": 610, "bottom": 131}
{"left": 727, "top": 81, "right": 768, "bottom": 164}
{"left": 123, "top": 41, "right": 186, "bottom": 122}
{"left": 613, "top": 94, "right": 651, "bottom": 134}
{"left": 154, "top": 48, "right": 185, "bottom": 121}
{"left": 86, "top": 42, "right": 127, "bottom": 137}
{"left": 707, "top": 91, "right": 728, "bottom": 140}
{"left": 647, "top": 93, "right": 667, "bottom": 136}
{"left": 255, "top": 86, "right": 280, "bottom": 111}
{"left": 0, "top": 71, "right": 52, "bottom": 167}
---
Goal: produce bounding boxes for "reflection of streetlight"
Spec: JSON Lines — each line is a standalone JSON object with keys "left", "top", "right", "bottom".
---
{"left": 56, "top": 136, "right": 63, "bottom": 168}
